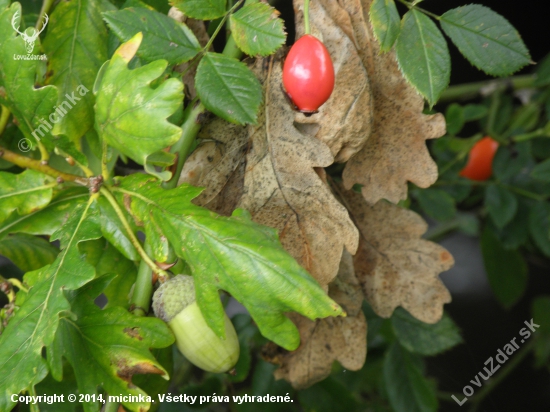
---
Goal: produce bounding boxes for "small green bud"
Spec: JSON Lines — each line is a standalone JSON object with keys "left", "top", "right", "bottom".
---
{"left": 152, "top": 275, "right": 239, "bottom": 373}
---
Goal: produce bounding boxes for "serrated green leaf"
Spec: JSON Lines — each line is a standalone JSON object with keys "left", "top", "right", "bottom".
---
{"left": 50, "top": 275, "right": 174, "bottom": 412}
{"left": 445, "top": 103, "right": 464, "bottom": 135}
{"left": 0, "top": 198, "right": 101, "bottom": 411}
{"left": 534, "top": 53, "right": 550, "bottom": 87}
{"left": 440, "top": 5, "right": 531, "bottom": 77}
{"left": 463, "top": 103, "right": 488, "bottom": 121}
{"left": 43, "top": 0, "right": 109, "bottom": 142}
{"left": 481, "top": 225, "right": 527, "bottom": 308}
{"left": 369, "top": 0, "right": 401, "bottom": 52}
{"left": 230, "top": 3, "right": 286, "bottom": 56}
{"left": 395, "top": 9, "right": 450, "bottom": 106}
{"left": 0, "top": 233, "right": 58, "bottom": 272}
{"left": 0, "top": 187, "right": 89, "bottom": 239}
{"left": 392, "top": 308, "right": 462, "bottom": 356}
{"left": 484, "top": 185, "right": 518, "bottom": 229}
{"left": 196, "top": 52, "right": 262, "bottom": 124}
{"left": 492, "top": 199, "right": 529, "bottom": 250}
{"left": 414, "top": 188, "right": 456, "bottom": 222}
{"left": 114, "top": 174, "right": 343, "bottom": 351}
{"left": 531, "top": 159, "right": 550, "bottom": 182}
{"left": 529, "top": 201, "right": 550, "bottom": 258}
{"left": 0, "top": 5, "right": 84, "bottom": 163}
{"left": 0, "top": 169, "right": 54, "bottom": 224}
{"left": 103, "top": 7, "right": 201, "bottom": 65}
{"left": 383, "top": 342, "right": 438, "bottom": 412}
{"left": 492, "top": 142, "right": 533, "bottom": 183}
{"left": 80, "top": 238, "right": 137, "bottom": 309}
{"left": 170, "top": 0, "right": 226, "bottom": 20}
{"left": 94, "top": 33, "right": 183, "bottom": 180}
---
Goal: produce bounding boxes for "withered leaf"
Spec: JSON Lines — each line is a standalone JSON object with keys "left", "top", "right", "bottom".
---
{"left": 292, "top": 0, "right": 373, "bottom": 163}
{"left": 335, "top": 183, "right": 453, "bottom": 323}
{"left": 236, "top": 54, "right": 359, "bottom": 288}
{"left": 269, "top": 251, "right": 367, "bottom": 389}
{"left": 338, "top": 0, "right": 446, "bottom": 204}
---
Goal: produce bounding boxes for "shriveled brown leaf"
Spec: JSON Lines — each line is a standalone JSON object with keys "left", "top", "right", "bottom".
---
{"left": 237, "top": 54, "right": 359, "bottom": 288}
{"left": 333, "top": 0, "right": 446, "bottom": 204}
{"left": 334, "top": 183, "right": 453, "bottom": 323}
{"left": 267, "top": 251, "right": 367, "bottom": 389}
{"left": 292, "top": 0, "right": 373, "bottom": 163}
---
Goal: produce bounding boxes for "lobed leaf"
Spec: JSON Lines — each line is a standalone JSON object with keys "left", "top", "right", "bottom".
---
{"left": 440, "top": 5, "right": 531, "bottom": 77}
{"left": 114, "top": 174, "right": 343, "bottom": 351}
{"left": 369, "top": 0, "right": 400, "bottom": 52}
{"left": 94, "top": 33, "right": 183, "bottom": 181}
{"left": 170, "top": 0, "right": 227, "bottom": 20}
{"left": 43, "top": 0, "right": 109, "bottom": 142}
{"left": 395, "top": 9, "right": 450, "bottom": 106}
{"left": 0, "top": 170, "right": 53, "bottom": 224}
{"left": 103, "top": 7, "right": 201, "bottom": 65}
{"left": 50, "top": 275, "right": 174, "bottom": 412}
{"left": 0, "top": 199, "right": 101, "bottom": 411}
{"left": 0, "top": 234, "right": 58, "bottom": 273}
{"left": 195, "top": 52, "right": 263, "bottom": 124}
{"left": 230, "top": 2, "right": 286, "bottom": 56}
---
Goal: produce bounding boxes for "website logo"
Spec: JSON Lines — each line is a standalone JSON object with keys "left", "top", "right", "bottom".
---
{"left": 11, "top": 10, "right": 48, "bottom": 55}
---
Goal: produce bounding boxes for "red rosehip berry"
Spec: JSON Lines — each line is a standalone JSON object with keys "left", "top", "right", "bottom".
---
{"left": 460, "top": 136, "right": 499, "bottom": 181}
{"left": 282, "top": 34, "right": 335, "bottom": 113}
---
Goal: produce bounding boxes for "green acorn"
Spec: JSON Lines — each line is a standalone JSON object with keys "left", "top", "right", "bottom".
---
{"left": 152, "top": 275, "right": 239, "bottom": 373}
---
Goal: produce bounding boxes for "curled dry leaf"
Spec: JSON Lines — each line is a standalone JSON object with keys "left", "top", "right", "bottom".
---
{"left": 335, "top": 0, "right": 446, "bottom": 204}
{"left": 292, "top": 0, "right": 373, "bottom": 163}
{"left": 334, "top": 182, "right": 453, "bottom": 323}
{"left": 182, "top": 53, "right": 359, "bottom": 288}
{"left": 266, "top": 251, "right": 367, "bottom": 389}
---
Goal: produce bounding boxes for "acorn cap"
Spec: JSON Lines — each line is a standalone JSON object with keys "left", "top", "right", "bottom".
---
{"left": 152, "top": 275, "right": 196, "bottom": 322}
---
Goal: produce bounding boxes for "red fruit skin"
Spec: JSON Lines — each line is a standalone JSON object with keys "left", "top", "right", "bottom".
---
{"left": 282, "top": 35, "right": 335, "bottom": 113}
{"left": 460, "top": 136, "right": 499, "bottom": 181}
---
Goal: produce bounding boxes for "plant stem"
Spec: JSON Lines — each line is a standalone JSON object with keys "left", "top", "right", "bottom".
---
{"left": 304, "top": 0, "right": 311, "bottom": 35}
{"left": 99, "top": 187, "right": 168, "bottom": 280}
{"left": 0, "top": 145, "right": 88, "bottom": 185}
{"left": 203, "top": 0, "right": 244, "bottom": 52}
{"left": 36, "top": 0, "right": 54, "bottom": 30}
{"left": 439, "top": 75, "right": 535, "bottom": 103}
{"left": 163, "top": 33, "right": 245, "bottom": 190}
{"left": 131, "top": 241, "right": 155, "bottom": 317}
{"left": 0, "top": 105, "right": 10, "bottom": 136}
{"left": 397, "top": 0, "right": 440, "bottom": 19}
{"left": 102, "top": 400, "right": 119, "bottom": 412}
{"left": 469, "top": 340, "right": 535, "bottom": 412}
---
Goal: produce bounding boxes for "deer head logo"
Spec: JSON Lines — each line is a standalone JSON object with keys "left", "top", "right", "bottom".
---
{"left": 11, "top": 10, "right": 49, "bottom": 54}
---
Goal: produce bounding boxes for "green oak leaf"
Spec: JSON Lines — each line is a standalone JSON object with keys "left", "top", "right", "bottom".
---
{"left": 0, "top": 4, "right": 84, "bottom": 163}
{"left": 0, "top": 233, "right": 58, "bottom": 272}
{"left": 0, "top": 187, "right": 89, "bottom": 239}
{"left": 369, "top": 0, "right": 401, "bottom": 52}
{"left": 440, "top": 5, "right": 531, "bottom": 77}
{"left": 170, "top": 0, "right": 226, "bottom": 20}
{"left": 196, "top": 52, "right": 262, "bottom": 124}
{"left": 0, "top": 169, "right": 54, "bottom": 224}
{"left": 49, "top": 275, "right": 173, "bottom": 412}
{"left": 103, "top": 7, "right": 201, "bottom": 65}
{"left": 94, "top": 33, "right": 183, "bottom": 181}
{"left": 114, "top": 174, "right": 343, "bottom": 351}
{"left": 43, "top": 0, "right": 109, "bottom": 142}
{"left": 0, "top": 198, "right": 101, "bottom": 411}
{"left": 383, "top": 342, "right": 438, "bottom": 412}
{"left": 80, "top": 238, "right": 137, "bottom": 309}
{"left": 395, "top": 9, "right": 450, "bottom": 106}
{"left": 230, "top": 2, "right": 286, "bottom": 56}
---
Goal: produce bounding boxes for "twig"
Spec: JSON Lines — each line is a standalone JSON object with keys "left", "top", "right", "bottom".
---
{"left": 0, "top": 145, "right": 88, "bottom": 185}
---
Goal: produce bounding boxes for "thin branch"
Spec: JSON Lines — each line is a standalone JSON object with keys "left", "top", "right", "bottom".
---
{"left": 0, "top": 145, "right": 89, "bottom": 185}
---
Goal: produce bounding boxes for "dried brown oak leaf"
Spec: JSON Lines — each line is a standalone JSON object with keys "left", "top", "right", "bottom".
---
{"left": 237, "top": 55, "right": 359, "bottom": 288}
{"left": 292, "top": 0, "right": 373, "bottom": 163}
{"left": 336, "top": 0, "right": 446, "bottom": 205}
{"left": 267, "top": 251, "right": 367, "bottom": 389}
{"left": 335, "top": 183, "right": 453, "bottom": 323}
